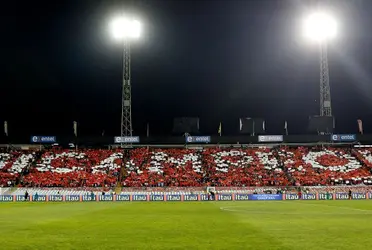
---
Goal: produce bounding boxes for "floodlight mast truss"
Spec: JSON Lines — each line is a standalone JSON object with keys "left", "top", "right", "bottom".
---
{"left": 319, "top": 42, "right": 332, "bottom": 117}
{"left": 121, "top": 39, "right": 132, "bottom": 146}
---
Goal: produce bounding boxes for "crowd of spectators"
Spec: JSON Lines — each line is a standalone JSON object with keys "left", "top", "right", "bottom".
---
{"left": 123, "top": 148, "right": 203, "bottom": 187}
{"left": 21, "top": 149, "right": 121, "bottom": 188}
{"left": 1, "top": 146, "right": 372, "bottom": 188}
{"left": 278, "top": 146, "right": 372, "bottom": 186}
{"left": 203, "top": 147, "right": 289, "bottom": 187}
{"left": 0, "top": 149, "right": 35, "bottom": 187}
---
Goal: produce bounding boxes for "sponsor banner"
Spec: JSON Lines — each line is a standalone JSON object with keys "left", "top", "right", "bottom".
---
{"left": 114, "top": 136, "right": 140, "bottom": 144}
{"left": 150, "top": 195, "right": 165, "bottom": 201}
{"left": 82, "top": 195, "right": 96, "bottom": 202}
{"left": 183, "top": 194, "right": 199, "bottom": 201}
{"left": 48, "top": 195, "right": 63, "bottom": 202}
{"left": 331, "top": 134, "right": 356, "bottom": 142}
{"left": 31, "top": 136, "right": 56, "bottom": 143}
{"left": 217, "top": 194, "right": 233, "bottom": 201}
{"left": 7, "top": 192, "right": 371, "bottom": 202}
{"left": 351, "top": 193, "right": 366, "bottom": 200}
{"left": 65, "top": 195, "right": 80, "bottom": 202}
{"left": 285, "top": 193, "right": 317, "bottom": 200}
{"left": 33, "top": 195, "right": 47, "bottom": 202}
{"left": 99, "top": 195, "right": 114, "bottom": 201}
{"left": 16, "top": 195, "right": 29, "bottom": 201}
{"left": 116, "top": 195, "right": 131, "bottom": 201}
{"left": 318, "top": 193, "right": 333, "bottom": 200}
{"left": 302, "top": 193, "right": 317, "bottom": 200}
{"left": 200, "top": 194, "right": 210, "bottom": 201}
{"left": 0, "top": 195, "right": 14, "bottom": 202}
{"left": 186, "top": 136, "right": 211, "bottom": 143}
{"left": 132, "top": 195, "right": 148, "bottom": 201}
{"left": 235, "top": 194, "right": 250, "bottom": 201}
{"left": 248, "top": 194, "right": 282, "bottom": 200}
{"left": 335, "top": 193, "right": 349, "bottom": 200}
{"left": 258, "top": 135, "right": 283, "bottom": 143}
{"left": 284, "top": 194, "right": 300, "bottom": 200}
{"left": 166, "top": 195, "right": 182, "bottom": 201}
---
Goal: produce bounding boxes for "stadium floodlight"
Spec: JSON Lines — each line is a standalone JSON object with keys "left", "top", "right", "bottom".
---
{"left": 109, "top": 16, "right": 142, "bottom": 146}
{"left": 110, "top": 17, "right": 141, "bottom": 40}
{"left": 302, "top": 11, "right": 338, "bottom": 118}
{"left": 303, "top": 12, "right": 337, "bottom": 43}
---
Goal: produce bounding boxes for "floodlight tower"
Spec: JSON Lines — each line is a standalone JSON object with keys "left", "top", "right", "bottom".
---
{"left": 110, "top": 17, "right": 141, "bottom": 145}
{"left": 303, "top": 12, "right": 337, "bottom": 116}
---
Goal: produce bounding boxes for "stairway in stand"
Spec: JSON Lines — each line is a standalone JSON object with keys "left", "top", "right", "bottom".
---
{"left": 351, "top": 148, "right": 372, "bottom": 175}
{"left": 114, "top": 184, "right": 122, "bottom": 194}
{"left": 272, "top": 146, "right": 297, "bottom": 185}
{"left": 117, "top": 148, "right": 132, "bottom": 191}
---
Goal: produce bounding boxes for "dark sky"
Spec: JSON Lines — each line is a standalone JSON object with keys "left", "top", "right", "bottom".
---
{"left": 2, "top": 0, "right": 372, "bottom": 140}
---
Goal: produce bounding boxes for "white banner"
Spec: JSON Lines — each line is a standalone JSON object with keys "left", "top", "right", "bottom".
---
{"left": 258, "top": 135, "right": 283, "bottom": 142}
{"left": 114, "top": 136, "right": 140, "bottom": 143}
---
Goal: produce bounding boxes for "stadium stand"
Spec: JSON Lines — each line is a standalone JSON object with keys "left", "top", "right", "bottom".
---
{"left": 11, "top": 188, "right": 103, "bottom": 196}
{"left": 0, "top": 187, "right": 10, "bottom": 195}
{"left": 21, "top": 149, "right": 121, "bottom": 188}
{"left": 0, "top": 150, "right": 35, "bottom": 187}
{"left": 354, "top": 147, "right": 372, "bottom": 169}
{"left": 1, "top": 146, "right": 372, "bottom": 190}
{"left": 278, "top": 146, "right": 372, "bottom": 186}
{"left": 6, "top": 185, "right": 372, "bottom": 196}
{"left": 123, "top": 148, "right": 203, "bottom": 187}
{"left": 203, "top": 147, "right": 289, "bottom": 186}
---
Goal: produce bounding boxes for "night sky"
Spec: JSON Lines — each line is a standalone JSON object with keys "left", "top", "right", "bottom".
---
{"left": 2, "top": 0, "right": 372, "bottom": 140}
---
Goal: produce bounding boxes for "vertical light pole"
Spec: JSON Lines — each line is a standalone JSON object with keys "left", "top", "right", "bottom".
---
{"left": 303, "top": 12, "right": 337, "bottom": 117}
{"left": 110, "top": 17, "right": 141, "bottom": 146}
